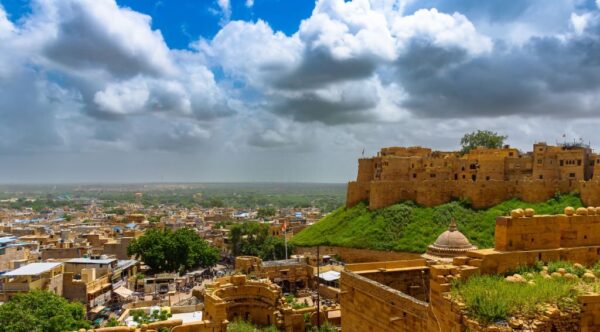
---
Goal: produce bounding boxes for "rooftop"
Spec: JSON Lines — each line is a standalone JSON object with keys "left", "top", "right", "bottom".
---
{"left": 3, "top": 262, "right": 62, "bottom": 277}
{"left": 67, "top": 258, "right": 116, "bottom": 265}
{"left": 319, "top": 270, "right": 340, "bottom": 282}
{"left": 262, "top": 259, "right": 304, "bottom": 267}
{"left": 0, "top": 236, "right": 17, "bottom": 245}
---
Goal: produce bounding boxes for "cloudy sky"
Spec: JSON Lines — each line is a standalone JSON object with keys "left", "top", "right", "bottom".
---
{"left": 1, "top": 0, "right": 600, "bottom": 183}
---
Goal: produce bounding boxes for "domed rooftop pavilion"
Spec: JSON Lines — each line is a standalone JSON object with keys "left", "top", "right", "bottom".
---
{"left": 422, "top": 219, "right": 477, "bottom": 262}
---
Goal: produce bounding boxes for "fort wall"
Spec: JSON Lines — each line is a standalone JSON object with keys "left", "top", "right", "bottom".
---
{"left": 294, "top": 246, "right": 422, "bottom": 263}
{"left": 340, "top": 270, "right": 429, "bottom": 332}
{"left": 348, "top": 143, "right": 600, "bottom": 210}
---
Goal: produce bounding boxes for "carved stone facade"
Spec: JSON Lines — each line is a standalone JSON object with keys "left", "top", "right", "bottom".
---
{"left": 347, "top": 142, "right": 600, "bottom": 209}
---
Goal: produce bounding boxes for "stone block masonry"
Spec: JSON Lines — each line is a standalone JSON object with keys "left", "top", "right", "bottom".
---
{"left": 347, "top": 142, "right": 600, "bottom": 209}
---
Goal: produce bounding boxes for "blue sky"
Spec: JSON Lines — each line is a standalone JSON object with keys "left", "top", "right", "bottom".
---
{"left": 1, "top": 0, "right": 600, "bottom": 183}
{"left": 114, "top": 0, "right": 315, "bottom": 48}
{"left": 1, "top": 0, "right": 315, "bottom": 48}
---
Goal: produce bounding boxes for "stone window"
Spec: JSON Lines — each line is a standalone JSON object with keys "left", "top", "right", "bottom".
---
{"left": 570, "top": 173, "right": 576, "bottom": 178}
{"left": 577, "top": 159, "right": 582, "bottom": 166}
{"left": 560, "top": 160, "right": 564, "bottom": 166}
{"left": 539, "top": 175, "right": 543, "bottom": 179}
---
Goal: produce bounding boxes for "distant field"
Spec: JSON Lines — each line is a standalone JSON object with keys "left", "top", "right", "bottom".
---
{"left": 0, "top": 182, "right": 346, "bottom": 211}
{"left": 291, "top": 194, "right": 583, "bottom": 252}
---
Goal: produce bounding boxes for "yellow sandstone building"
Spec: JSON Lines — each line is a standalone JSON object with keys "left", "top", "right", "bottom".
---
{"left": 347, "top": 142, "right": 600, "bottom": 209}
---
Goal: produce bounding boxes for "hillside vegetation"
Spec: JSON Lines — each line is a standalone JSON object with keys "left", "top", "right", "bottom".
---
{"left": 291, "top": 194, "right": 582, "bottom": 253}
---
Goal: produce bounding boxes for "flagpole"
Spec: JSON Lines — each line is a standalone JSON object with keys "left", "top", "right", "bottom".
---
{"left": 284, "top": 221, "right": 288, "bottom": 260}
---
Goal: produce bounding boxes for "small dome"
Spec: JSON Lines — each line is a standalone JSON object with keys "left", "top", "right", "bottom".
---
{"left": 423, "top": 219, "right": 477, "bottom": 261}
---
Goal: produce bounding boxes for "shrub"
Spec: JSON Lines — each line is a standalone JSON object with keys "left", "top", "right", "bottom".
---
{"left": 451, "top": 268, "right": 580, "bottom": 324}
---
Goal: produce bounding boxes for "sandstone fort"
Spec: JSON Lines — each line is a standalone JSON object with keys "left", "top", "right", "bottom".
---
{"left": 347, "top": 142, "right": 600, "bottom": 209}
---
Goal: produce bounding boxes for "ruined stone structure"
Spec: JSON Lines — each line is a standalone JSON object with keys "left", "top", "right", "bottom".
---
{"left": 340, "top": 207, "right": 600, "bottom": 331}
{"left": 347, "top": 142, "right": 600, "bottom": 209}
{"left": 202, "top": 275, "right": 315, "bottom": 332}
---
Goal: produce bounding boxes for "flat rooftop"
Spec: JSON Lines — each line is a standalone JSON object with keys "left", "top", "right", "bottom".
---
{"left": 67, "top": 258, "right": 116, "bottom": 264}
{"left": 3, "top": 262, "right": 62, "bottom": 277}
{"left": 262, "top": 259, "right": 304, "bottom": 267}
{"left": 171, "top": 311, "right": 203, "bottom": 324}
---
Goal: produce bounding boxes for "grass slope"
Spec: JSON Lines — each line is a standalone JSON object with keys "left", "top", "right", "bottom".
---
{"left": 290, "top": 194, "right": 582, "bottom": 253}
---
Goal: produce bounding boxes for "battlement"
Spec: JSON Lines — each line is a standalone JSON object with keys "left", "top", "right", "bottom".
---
{"left": 347, "top": 142, "right": 600, "bottom": 209}
{"left": 495, "top": 206, "right": 600, "bottom": 251}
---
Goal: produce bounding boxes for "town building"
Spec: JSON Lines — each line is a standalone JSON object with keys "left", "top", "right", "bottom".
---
{"left": 0, "top": 262, "right": 64, "bottom": 301}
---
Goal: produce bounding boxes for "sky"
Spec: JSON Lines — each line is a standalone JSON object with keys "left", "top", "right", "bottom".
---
{"left": 1, "top": 0, "right": 600, "bottom": 184}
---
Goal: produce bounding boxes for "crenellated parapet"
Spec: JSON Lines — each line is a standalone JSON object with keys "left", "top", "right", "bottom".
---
{"left": 496, "top": 206, "right": 600, "bottom": 251}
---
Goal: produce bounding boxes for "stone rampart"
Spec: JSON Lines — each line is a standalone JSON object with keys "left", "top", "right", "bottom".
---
{"left": 294, "top": 246, "right": 422, "bottom": 263}
{"left": 347, "top": 143, "right": 600, "bottom": 210}
{"left": 495, "top": 208, "right": 600, "bottom": 252}
{"left": 340, "top": 270, "right": 429, "bottom": 332}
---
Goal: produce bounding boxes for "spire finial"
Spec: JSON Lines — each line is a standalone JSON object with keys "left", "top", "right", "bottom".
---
{"left": 448, "top": 218, "right": 457, "bottom": 232}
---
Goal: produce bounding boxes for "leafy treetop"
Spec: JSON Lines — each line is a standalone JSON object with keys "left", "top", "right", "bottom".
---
{"left": 460, "top": 130, "right": 507, "bottom": 154}
{"left": 128, "top": 228, "right": 219, "bottom": 273}
{"left": 230, "top": 222, "right": 293, "bottom": 261}
{"left": 0, "top": 290, "right": 90, "bottom": 332}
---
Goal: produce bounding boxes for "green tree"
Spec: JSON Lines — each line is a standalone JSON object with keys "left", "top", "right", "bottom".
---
{"left": 207, "top": 197, "right": 224, "bottom": 207}
{"left": 257, "top": 207, "right": 276, "bottom": 219}
{"left": 105, "top": 317, "right": 121, "bottom": 327}
{"left": 460, "top": 130, "right": 507, "bottom": 154}
{"left": 108, "top": 207, "right": 126, "bottom": 215}
{"left": 0, "top": 290, "right": 90, "bottom": 332}
{"left": 130, "top": 309, "right": 171, "bottom": 325}
{"left": 128, "top": 228, "right": 219, "bottom": 273}
{"left": 230, "top": 222, "right": 293, "bottom": 260}
{"left": 148, "top": 215, "right": 163, "bottom": 223}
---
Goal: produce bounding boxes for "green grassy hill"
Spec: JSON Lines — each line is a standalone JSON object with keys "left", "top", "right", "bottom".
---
{"left": 290, "top": 194, "right": 583, "bottom": 253}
